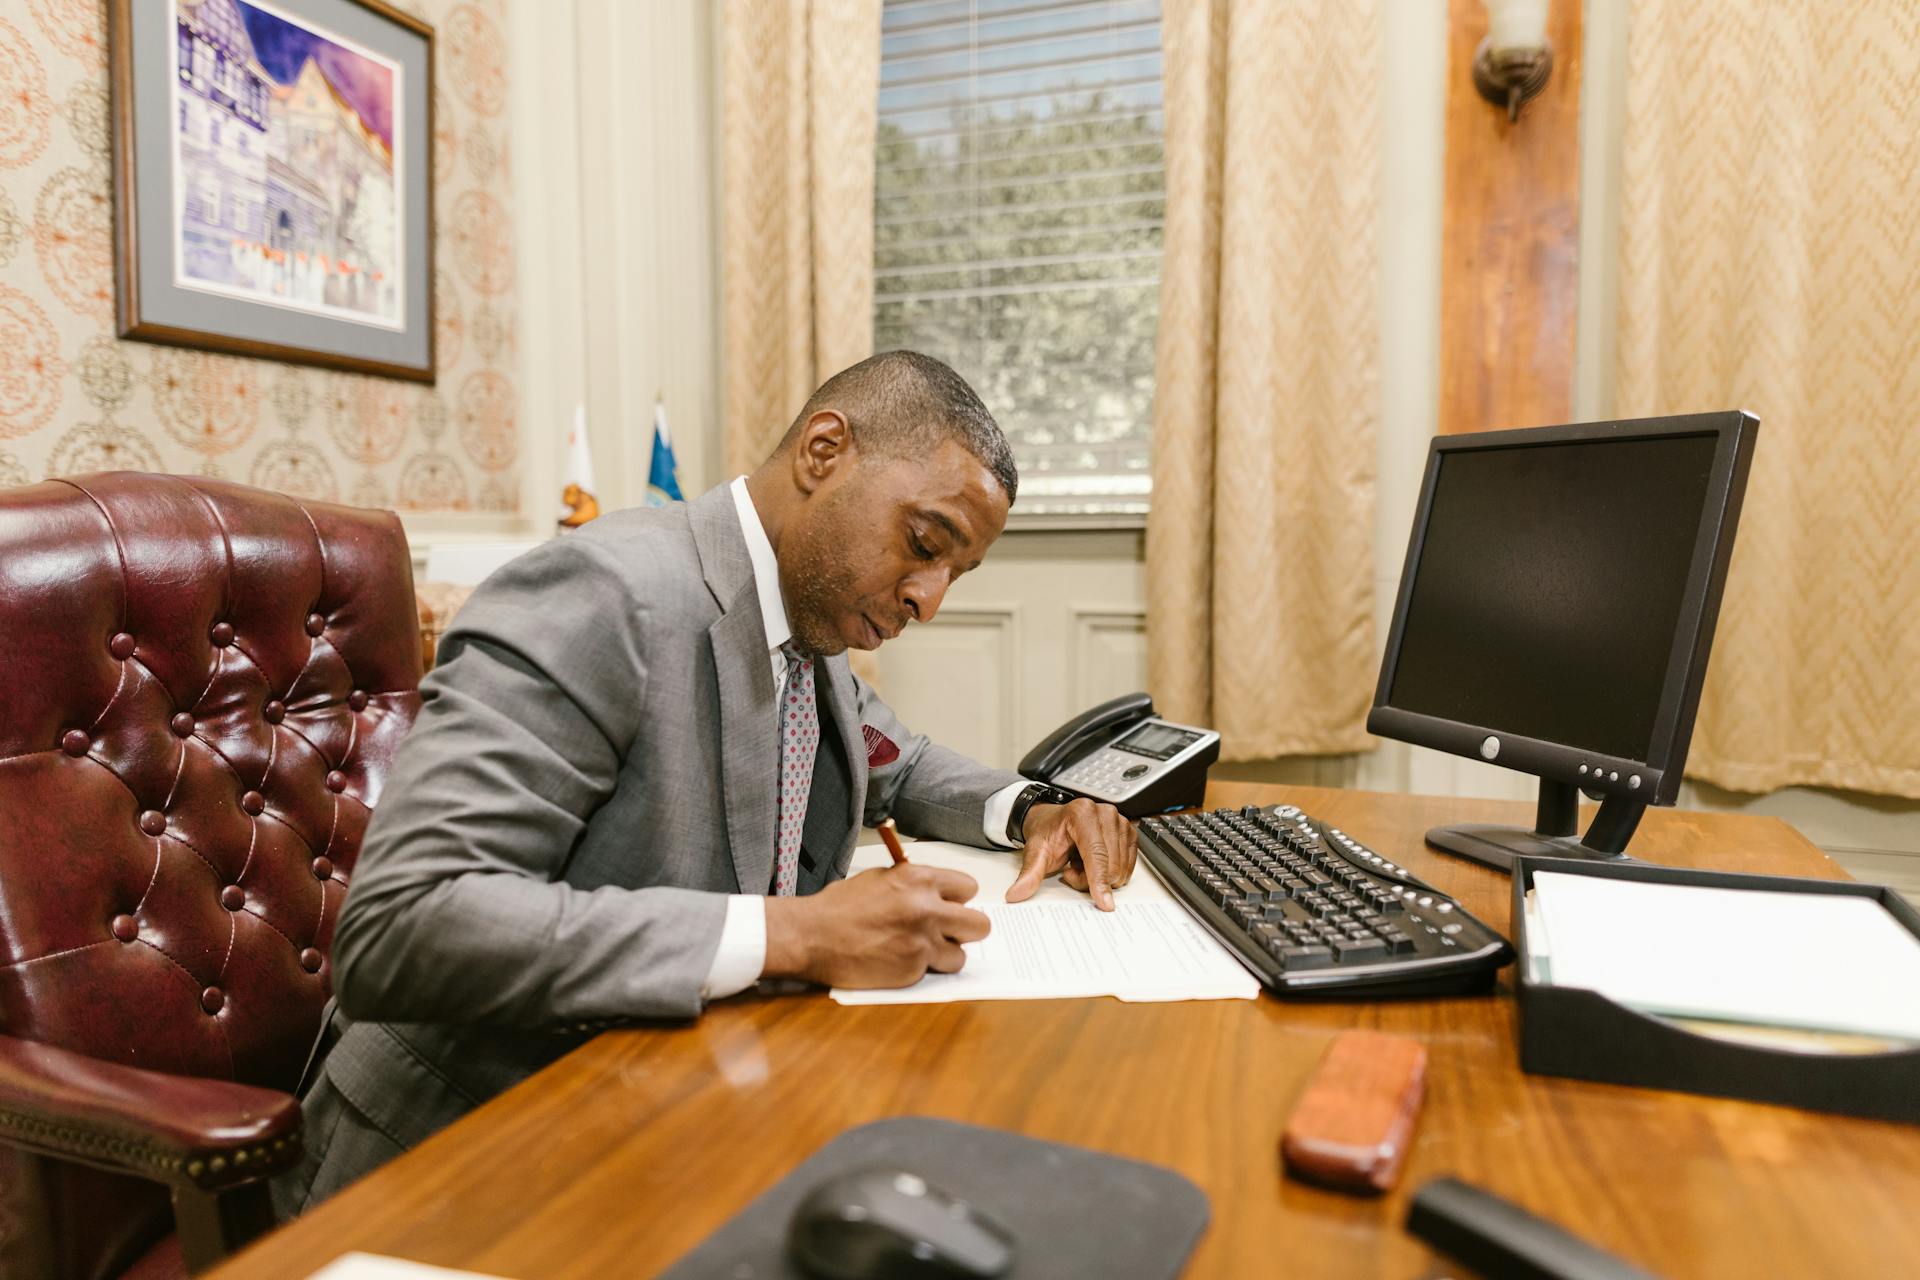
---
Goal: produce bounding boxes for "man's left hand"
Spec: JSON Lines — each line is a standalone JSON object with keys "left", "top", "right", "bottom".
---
{"left": 1005, "top": 798, "right": 1137, "bottom": 911}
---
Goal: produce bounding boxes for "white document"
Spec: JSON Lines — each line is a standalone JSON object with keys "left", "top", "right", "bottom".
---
{"left": 829, "top": 840, "right": 1258, "bottom": 1004}
{"left": 306, "top": 1255, "right": 511, "bottom": 1280}
{"left": 1531, "top": 871, "right": 1920, "bottom": 1042}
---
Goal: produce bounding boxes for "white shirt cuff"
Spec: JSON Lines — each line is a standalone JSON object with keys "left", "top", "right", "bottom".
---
{"left": 983, "top": 780, "right": 1033, "bottom": 849}
{"left": 701, "top": 894, "right": 767, "bottom": 1001}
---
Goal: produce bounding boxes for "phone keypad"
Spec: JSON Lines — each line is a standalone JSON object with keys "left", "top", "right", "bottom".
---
{"left": 1057, "top": 748, "right": 1159, "bottom": 801}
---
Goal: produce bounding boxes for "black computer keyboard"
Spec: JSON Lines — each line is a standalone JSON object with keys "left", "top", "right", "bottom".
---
{"left": 1136, "top": 804, "right": 1513, "bottom": 998}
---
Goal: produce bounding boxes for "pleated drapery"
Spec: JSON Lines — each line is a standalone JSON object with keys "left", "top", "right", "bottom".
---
{"left": 1147, "top": 0, "right": 1383, "bottom": 760}
{"left": 1615, "top": 0, "right": 1920, "bottom": 798}
{"left": 720, "top": 0, "right": 882, "bottom": 475}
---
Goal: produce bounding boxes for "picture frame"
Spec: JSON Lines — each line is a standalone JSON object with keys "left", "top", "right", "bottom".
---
{"left": 109, "top": 0, "right": 436, "bottom": 383}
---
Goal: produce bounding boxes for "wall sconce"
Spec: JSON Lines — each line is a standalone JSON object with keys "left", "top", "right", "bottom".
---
{"left": 1474, "top": 0, "right": 1553, "bottom": 122}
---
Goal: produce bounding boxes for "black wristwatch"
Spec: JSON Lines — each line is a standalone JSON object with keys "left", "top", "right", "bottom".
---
{"left": 1006, "top": 782, "right": 1077, "bottom": 846}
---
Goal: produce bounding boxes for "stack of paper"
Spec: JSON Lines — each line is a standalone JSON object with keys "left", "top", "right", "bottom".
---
{"left": 1528, "top": 871, "right": 1920, "bottom": 1044}
{"left": 829, "top": 840, "right": 1258, "bottom": 1005}
{"left": 306, "top": 1255, "right": 509, "bottom": 1280}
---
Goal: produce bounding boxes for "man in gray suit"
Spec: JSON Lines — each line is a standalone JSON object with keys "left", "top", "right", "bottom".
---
{"left": 274, "top": 351, "right": 1139, "bottom": 1215}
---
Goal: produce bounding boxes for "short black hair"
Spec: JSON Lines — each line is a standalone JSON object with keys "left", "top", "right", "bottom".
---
{"left": 775, "top": 350, "right": 1018, "bottom": 504}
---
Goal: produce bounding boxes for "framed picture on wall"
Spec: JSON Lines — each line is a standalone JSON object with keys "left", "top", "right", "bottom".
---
{"left": 109, "top": 0, "right": 436, "bottom": 382}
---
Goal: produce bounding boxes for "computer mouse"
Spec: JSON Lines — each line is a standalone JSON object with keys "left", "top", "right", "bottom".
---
{"left": 787, "top": 1165, "right": 1015, "bottom": 1280}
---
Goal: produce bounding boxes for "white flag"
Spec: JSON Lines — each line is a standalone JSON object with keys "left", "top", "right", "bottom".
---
{"left": 560, "top": 403, "right": 598, "bottom": 526}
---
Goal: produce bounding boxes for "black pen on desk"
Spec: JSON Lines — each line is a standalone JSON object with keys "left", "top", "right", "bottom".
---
{"left": 877, "top": 817, "right": 909, "bottom": 866}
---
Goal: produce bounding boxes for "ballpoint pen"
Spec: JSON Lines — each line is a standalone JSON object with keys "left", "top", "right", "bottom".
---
{"left": 877, "top": 817, "right": 909, "bottom": 865}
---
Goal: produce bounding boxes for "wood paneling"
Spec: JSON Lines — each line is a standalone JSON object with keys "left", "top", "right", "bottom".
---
{"left": 1440, "top": 0, "right": 1584, "bottom": 434}
{"left": 866, "top": 607, "right": 1020, "bottom": 768}
{"left": 209, "top": 785, "right": 1920, "bottom": 1280}
{"left": 1070, "top": 607, "right": 1148, "bottom": 709}
{"left": 873, "top": 540, "right": 1147, "bottom": 765}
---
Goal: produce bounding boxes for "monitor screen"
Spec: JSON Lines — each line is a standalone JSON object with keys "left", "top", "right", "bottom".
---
{"left": 1384, "top": 432, "right": 1720, "bottom": 763}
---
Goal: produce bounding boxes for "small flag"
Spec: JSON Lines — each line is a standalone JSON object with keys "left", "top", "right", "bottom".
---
{"left": 559, "top": 403, "right": 599, "bottom": 528}
{"left": 645, "top": 399, "right": 684, "bottom": 507}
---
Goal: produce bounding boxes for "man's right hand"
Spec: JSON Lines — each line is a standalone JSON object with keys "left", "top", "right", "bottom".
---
{"left": 763, "top": 865, "right": 989, "bottom": 989}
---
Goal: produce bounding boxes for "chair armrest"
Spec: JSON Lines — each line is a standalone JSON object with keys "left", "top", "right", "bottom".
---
{"left": 0, "top": 1032, "right": 302, "bottom": 1193}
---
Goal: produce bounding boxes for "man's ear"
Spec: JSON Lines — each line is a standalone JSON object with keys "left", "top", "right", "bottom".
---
{"left": 792, "top": 409, "right": 854, "bottom": 496}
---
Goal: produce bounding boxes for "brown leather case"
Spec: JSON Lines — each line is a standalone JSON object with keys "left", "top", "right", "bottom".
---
{"left": 1280, "top": 1029, "right": 1428, "bottom": 1194}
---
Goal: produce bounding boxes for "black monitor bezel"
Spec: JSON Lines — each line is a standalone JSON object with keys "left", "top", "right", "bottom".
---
{"left": 1367, "top": 410, "right": 1758, "bottom": 808}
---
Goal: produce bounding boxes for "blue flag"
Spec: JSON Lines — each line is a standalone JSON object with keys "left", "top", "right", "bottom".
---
{"left": 646, "top": 400, "right": 684, "bottom": 505}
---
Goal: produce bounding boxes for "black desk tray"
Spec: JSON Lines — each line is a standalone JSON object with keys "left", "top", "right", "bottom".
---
{"left": 1511, "top": 855, "right": 1920, "bottom": 1124}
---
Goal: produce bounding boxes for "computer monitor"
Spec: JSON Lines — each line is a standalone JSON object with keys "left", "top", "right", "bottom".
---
{"left": 1367, "top": 411, "right": 1759, "bottom": 872}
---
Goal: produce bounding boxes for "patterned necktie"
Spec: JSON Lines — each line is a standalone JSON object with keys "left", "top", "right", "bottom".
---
{"left": 772, "top": 641, "right": 819, "bottom": 896}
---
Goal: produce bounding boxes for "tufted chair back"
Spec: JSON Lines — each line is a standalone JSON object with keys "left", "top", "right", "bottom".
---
{"left": 0, "top": 473, "right": 423, "bottom": 1277}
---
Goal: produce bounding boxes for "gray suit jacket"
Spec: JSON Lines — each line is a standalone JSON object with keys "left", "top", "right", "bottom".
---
{"left": 275, "top": 483, "right": 1022, "bottom": 1214}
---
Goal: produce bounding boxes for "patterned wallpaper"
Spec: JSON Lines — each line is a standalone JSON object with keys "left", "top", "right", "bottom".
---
{"left": 0, "top": 0, "right": 520, "bottom": 513}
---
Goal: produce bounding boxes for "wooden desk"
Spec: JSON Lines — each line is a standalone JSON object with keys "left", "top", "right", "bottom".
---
{"left": 211, "top": 785, "right": 1920, "bottom": 1278}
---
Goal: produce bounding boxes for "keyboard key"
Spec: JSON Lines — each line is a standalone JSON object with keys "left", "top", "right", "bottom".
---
{"left": 1383, "top": 932, "right": 1415, "bottom": 953}
{"left": 1332, "top": 936, "right": 1389, "bottom": 961}
{"left": 1278, "top": 945, "right": 1334, "bottom": 970}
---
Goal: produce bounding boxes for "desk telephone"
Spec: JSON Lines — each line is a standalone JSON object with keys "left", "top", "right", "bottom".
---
{"left": 1018, "top": 693, "right": 1220, "bottom": 818}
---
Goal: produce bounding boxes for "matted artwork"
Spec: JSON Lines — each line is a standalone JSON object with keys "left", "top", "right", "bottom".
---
{"left": 110, "top": 0, "right": 435, "bottom": 381}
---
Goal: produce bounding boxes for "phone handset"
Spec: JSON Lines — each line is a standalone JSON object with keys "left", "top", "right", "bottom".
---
{"left": 1018, "top": 692, "right": 1155, "bottom": 782}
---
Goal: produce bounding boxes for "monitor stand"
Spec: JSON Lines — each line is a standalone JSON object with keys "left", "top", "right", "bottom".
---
{"left": 1425, "top": 779, "right": 1645, "bottom": 874}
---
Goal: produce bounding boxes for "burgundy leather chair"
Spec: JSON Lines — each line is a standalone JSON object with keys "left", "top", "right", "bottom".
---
{"left": 0, "top": 473, "right": 423, "bottom": 1279}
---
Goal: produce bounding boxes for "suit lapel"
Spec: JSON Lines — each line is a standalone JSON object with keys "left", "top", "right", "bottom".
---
{"left": 691, "top": 486, "right": 780, "bottom": 895}
{"left": 711, "top": 599, "right": 777, "bottom": 894}
{"left": 810, "top": 655, "right": 866, "bottom": 879}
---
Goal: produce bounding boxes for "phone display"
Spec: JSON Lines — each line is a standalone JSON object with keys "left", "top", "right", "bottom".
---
{"left": 1115, "top": 723, "right": 1205, "bottom": 761}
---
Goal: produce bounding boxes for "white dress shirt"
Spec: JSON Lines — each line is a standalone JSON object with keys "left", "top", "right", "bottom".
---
{"left": 702, "top": 478, "right": 1028, "bottom": 1000}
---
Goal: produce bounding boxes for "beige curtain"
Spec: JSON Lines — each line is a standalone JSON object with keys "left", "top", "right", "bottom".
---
{"left": 1147, "top": 0, "right": 1382, "bottom": 761}
{"left": 1616, "top": 1, "right": 1920, "bottom": 798}
{"left": 721, "top": 0, "right": 881, "bottom": 476}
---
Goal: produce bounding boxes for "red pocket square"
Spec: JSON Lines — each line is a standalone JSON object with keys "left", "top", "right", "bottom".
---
{"left": 863, "top": 725, "right": 900, "bottom": 768}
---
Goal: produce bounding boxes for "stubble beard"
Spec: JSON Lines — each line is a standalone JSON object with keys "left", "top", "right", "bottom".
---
{"left": 780, "top": 508, "right": 863, "bottom": 658}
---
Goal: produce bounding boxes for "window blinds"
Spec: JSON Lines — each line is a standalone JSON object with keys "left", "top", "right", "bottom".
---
{"left": 876, "top": 0, "right": 1165, "bottom": 516}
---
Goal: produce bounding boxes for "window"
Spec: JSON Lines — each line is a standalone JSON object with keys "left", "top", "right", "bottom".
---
{"left": 876, "top": 0, "right": 1164, "bottom": 518}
